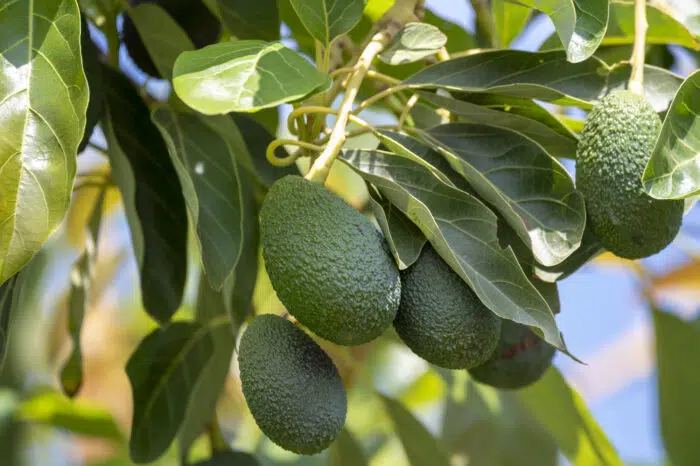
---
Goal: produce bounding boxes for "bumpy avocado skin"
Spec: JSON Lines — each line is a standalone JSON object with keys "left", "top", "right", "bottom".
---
{"left": 467, "top": 320, "right": 555, "bottom": 390}
{"left": 260, "top": 176, "right": 401, "bottom": 346}
{"left": 576, "top": 90, "right": 683, "bottom": 259}
{"left": 238, "top": 314, "right": 347, "bottom": 455}
{"left": 394, "top": 245, "right": 501, "bottom": 369}
{"left": 122, "top": 0, "right": 220, "bottom": 78}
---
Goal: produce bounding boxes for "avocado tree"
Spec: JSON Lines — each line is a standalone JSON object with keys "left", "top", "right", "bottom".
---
{"left": 1, "top": 0, "right": 699, "bottom": 464}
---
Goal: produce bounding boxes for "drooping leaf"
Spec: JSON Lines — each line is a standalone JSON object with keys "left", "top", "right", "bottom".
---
{"left": 126, "top": 3, "right": 195, "bottom": 79}
{"left": 380, "top": 394, "right": 450, "bottom": 466}
{"left": 0, "top": 277, "right": 17, "bottom": 372}
{"left": 78, "top": 17, "right": 105, "bottom": 153}
{"left": 517, "top": 367, "right": 623, "bottom": 466}
{"left": 289, "top": 0, "right": 365, "bottom": 46}
{"left": 0, "top": 0, "right": 89, "bottom": 285}
{"left": 417, "top": 93, "right": 579, "bottom": 159}
{"left": 127, "top": 321, "right": 218, "bottom": 463}
{"left": 491, "top": 0, "right": 531, "bottom": 47}
{"left": 379, "top": 23, "right": 447, "bottom": 65}
{"left": 152, "top": 108, "right": 247, "bottom": 289}
{"left": 515, "top": 0, "right": 608, "bottom": 62}
{"left": 654, "top": 309, "right": 700, "bottom": 466}
{"left": 192, "top": 451, "right": 260, "bottom": 465}
{"left": 60, "top": 191, "right": 104, "bottom": 397}
{"left": 367, "top": 186, "right": 426, "bottom": 270}
{"left": 213, "top": 0, "right": 280, "bottom": 40}
{"left": 173, "top": 41, "right": 330, "bottom": 115}
{"left": 420, "top": 123, "right": 585, "bottom": 267}
{"left": 403, "top": 50, "right": 683, "bottom": 111}
{"left": 339, "top": 149, "right": 565, "bottom": 351}
{"left": 643, "top": 70, "right": 700, "bottom": 200}
{"left": 17, "top": 391, "right": 123, "bottom": 442}
{"left": 331, "top": 428, "right": 368, "bottom": 466}
{"left": 425, "top": 10, "right": 476, "bottom": 54}
{"left": 102, "top": 66, "right": 188, "bottom": 324}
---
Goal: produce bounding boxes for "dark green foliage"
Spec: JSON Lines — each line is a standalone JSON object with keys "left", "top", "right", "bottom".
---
{"left": 260, "top": 176, "right": 401, "bottom": 346}
{"left": 468, "top": 320, "right": 556, "bottom": 390}
{"left": 238, "top": 314, "right": 346, "bottom": 455}
{"left": 122, "top": 0, "right": 220, "bottom": 78}
{"left": 576, "top": 89, "right": 683, "bottom": 259}
{"left": 394, "top": 245, "right": 501, "bottom": 369}
{"left": 78, "top": 18, "right": 104, "bottom": 153}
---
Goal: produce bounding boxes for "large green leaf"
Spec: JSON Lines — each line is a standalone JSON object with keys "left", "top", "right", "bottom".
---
{"left": 491, "top": 0, "right": 531, "bottom": 47}
{"left": 417, "top": 93, "right": 578, "bottom": 159}
{"left": 663, "top": 0, "right": 700, "bottom": 36}
{"left": 516, "top": 0, "right": 608, "bottom": 62}
{"left": 102, "top": 66, "right": 188, "bottom": 324}
{"left": 518, "top": 367, "right": 623, "bottom": 466}
{"left": 127, "top": 321, "right": 218, "bottom": 463}
{"left": 602, "top": 1, "right": 696, "bottom": 49}
{"left": 420, "top": 123, "right": 585, "bottom": 267}
{"left": 0, "top": 276, "right": 17, "bottom": 372}
{"left": 152, "top": 108, "right": 247, "bottom": 289}
{"left": 654, "top": 310, "right": 700, "bottom": 466}
{"left": 643, "top": 70, "right": 700, "bottom": 200}
{"left": 403, "top": 50, "right": 683, "bottom": 111}
{"left": 126, "top": 3, "right": 195, "bottom": 79}
{"left": 380, "top": 394, "right": 450, "bottom": 466}
{"left": 213, "top": 0, "right": 280, "bottom": 40}
{"left": 339, "top": 149, "right": 565, "bottom": 351}
{"left": 0, "top": 0, "right": 88, "bottom": 285}
{"left": 289, "top": 0, "right": 364, "bottom": 46}
{"left": 379, "top": 23, "right": 447, "bottom": 65}
{"left": 173, "top": 41, "right": 330, "bottom": 114}
{"left": 331, "top": 428, "right": 368, "bottom": 466}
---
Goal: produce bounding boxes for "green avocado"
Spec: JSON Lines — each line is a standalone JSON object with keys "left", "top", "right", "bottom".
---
{"left": 79, "top": 18, "right": 104, "bottom": 153}
{"left": 576, "top": 89, "right": 683, "bottom": 259}
{"left": 260, "top": 176, "right": 401, "bottom": 346}
{"left": 394, "top": 245, "right": 501, "bottom": 369}
{"left": 238, "top": 314, "right": 346, "bottom": 455}
{"left": 122, "top": 0, "right": 220, "bottom": 78}
{"left": 467, "top": 319, "right": 555, "bottom": 390}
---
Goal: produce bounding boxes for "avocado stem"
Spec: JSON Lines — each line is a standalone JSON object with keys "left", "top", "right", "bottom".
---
{"left": 628, "top": 0, "right": 648, "bottom": 95}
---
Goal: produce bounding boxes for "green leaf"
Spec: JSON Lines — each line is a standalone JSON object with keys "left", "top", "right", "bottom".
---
{"left": 517, "top": 367, "right": 623, "bottom": 466}
{"left": 213, "top": 0, "right": 280, "bottom": 40}
{"left": 0, "top": 0, "right": 89, "bottom": 285}
{"left": 425, "top": 9, "right": 476, "bottom": 54}
{"left": 60, "top": 191, "right": 104, "bottom": 398}
{"left": 367, "top": 186, "right": 426, "bottom": 270}
{"left": 339, "top": 149, "right": 565, "bottom": 351}
{"left": 654, "top": 309, "right": 700, "bottom": 466}
{"left": 18, "top": 391, "right": 123, "bottom": 441}
{"left": 0, "top": 277, "right": 17, "bottom": 372}
{"left": 491, "top": 0, "right": 531, "bottom": 47}
{"left": 331, "top": 428, "right": 368, "bottom": 466}
{"left": 663, "top": 0, "right": 700, "bottom": 36}
{"left": 289, "top": 0, "right": 365, "bottom": 46}
{"left": 417, "top": 92, "right": 579, "bottom": 159}
{"left": 173, "top": 41, "right": 330, "bottom": 114}
{"left": 102, "top": 66, "right": 188, "bottom": 324}
{"left": 643, "top": 70, "right": 700, "bottom": 200}
{"left": 126, "top": 3, "right": 195, "bottom": 80}
{"left": 0, "top": 389, "right": 20, "bottom": 466}
{"left": 516, "top": 0, "right": 608, "bottom": 62}
{"left": 420, "top": 123, "right": 585, "bottom": 267}
{"left": 403, "top": 50, "right": 683, "bottom": 111}
{"left": 380, "top": 394, "right": 450, "bottom": 466}
{"left": 127, "top": 321, "right": 218, "bottom": 463}
{"left": 192, "top": 451, "right": 260, "bottom": 465}
{"left": 606, "top": 1, "right": 698, "bottom": 49}
{"left": 152, "top": 108, "right": 247, "bottom": 289}
{"left": 379, "top": 23, "right": 447, "bottom": 65}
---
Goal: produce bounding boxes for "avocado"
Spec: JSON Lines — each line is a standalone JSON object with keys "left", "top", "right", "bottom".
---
{"left": 576, "top": 89, "right": 683, "bottom": 259}
{"left": 467, "top": 319, "right": 555, "bottom": 390}
{"left": 260, "top": 176, "right": 401, "bottom": 346}
{"left": 122, "top": 0, "right": 220, "bottom": 78}
{"left": 238, "top": 314, "right": 346, "bottom": 454}
{"left": 394, "top": 245, "right": 501, "bottom": 369}
{"left": 79, "top": 18, "right": 104, "bottom": 153}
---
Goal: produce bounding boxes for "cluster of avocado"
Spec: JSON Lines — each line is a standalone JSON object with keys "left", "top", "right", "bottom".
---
{"left": 238, "top": 175, "right": 556, "bottom": 455}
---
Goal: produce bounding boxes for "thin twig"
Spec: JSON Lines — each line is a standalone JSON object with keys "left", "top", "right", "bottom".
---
{"left": 628, "top": 0, "right": 648, "bottom": 95}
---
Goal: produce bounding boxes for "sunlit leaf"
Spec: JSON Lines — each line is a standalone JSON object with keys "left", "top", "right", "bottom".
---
{"left": 491, "top": 0, "right": 530, "bottom": 47}
{"left": 425, "top": 10, "right": 475, "bottom": 54}
{"left": 518, "top": 367, "right": 624, "bottom": 466}
{"left": 654, "top": 309, "right": 700, "bottom": 466}
{"left": 331, "top": 428, "right": 368, "bottom": 466}
{"left": 173, "top": 41, "right": 330, "bottom": 114}
{"left": 127, "top": 321, "right": 219, "bottom": 463}
{"left": 420, "top": 123, "right": 585, "bottom": 266}
{"left": 379, "top": 23, "right": 447, "bottom": 65}
{"left": 0, "top": 0, "right": 88, "bottom": 285}
{"left": 289, "top": 0, "right": 365, "bottom": 46}
{"left": 643, "top": 70, "right": 700, "bottom": 200}
{"left": 126, "top": 3, "right": 195, "bottom": 79}
{"left": 380, "top": 394, "right": 450, "bottom": 466}
{"left": 102, "top": 66, "right": 188, "bottom": 324}
{"left": 662, "top": 0, "right": 700, "bottom": 36}
{"left": 340, "top": 149, "right": 565, "bottom": 351}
